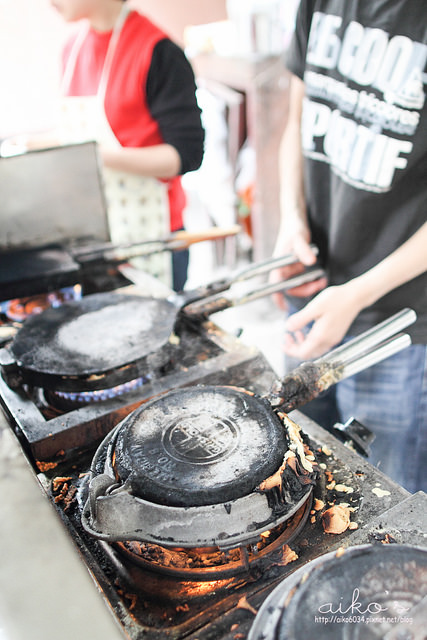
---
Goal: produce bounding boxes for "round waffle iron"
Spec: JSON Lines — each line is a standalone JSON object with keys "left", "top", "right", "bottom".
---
{"left": 82, "top": 385, "right": 318, "bottom": 549}
{"left": 3, "top": 253, "right": 325, "bottom": 392}
{"left": 248, "top": 544, "right": 427, "bottom": 640}
{"left": 5, "top": 292, "right": 180, "bottom": 391}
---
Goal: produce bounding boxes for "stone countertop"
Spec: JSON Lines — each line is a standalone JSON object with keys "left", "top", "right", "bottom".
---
{"left": 0, "top": 410, "right": 125, "bottom": 640}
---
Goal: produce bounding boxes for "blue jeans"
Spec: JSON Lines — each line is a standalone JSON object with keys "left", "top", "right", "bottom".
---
{"left": 336, "top": 344, "right": 427, "bottom": 494}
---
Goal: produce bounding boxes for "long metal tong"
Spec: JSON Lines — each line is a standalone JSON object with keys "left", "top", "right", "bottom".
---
{"left": 269, "top": 308, "right": 417, "bottom": 413}
{"left": 180, "top": 246, "right": 324, "bottom": 317}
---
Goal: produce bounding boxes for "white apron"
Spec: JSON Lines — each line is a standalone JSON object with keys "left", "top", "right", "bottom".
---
{"left": 59, "top": 5, "right": 172, "bottom": 286}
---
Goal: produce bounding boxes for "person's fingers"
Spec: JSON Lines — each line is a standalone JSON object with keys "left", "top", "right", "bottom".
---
{"left": 284, "top": 276, "right": 328, "bottom": 299}
{"left": 272, "top": 291, "right": 289, "bottom": 310}
{"left": 285, "top": 305, "right": 317, "bottom": 333}
{"left": 293, "top": 235, "right": 317, "bottom": 265}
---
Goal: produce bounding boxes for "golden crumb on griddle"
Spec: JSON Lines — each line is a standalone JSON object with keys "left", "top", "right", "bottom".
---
{"left": 282, "top": 544, "right": 298, "bottom": 565}
{"left": 322, "top": 504, "right": 351, "bottom": 534}
{"left": 52, "top": 476, "right": 72, "bottom": 492}
{"left": 36, "top": 460, "right": 58, "bottom": 472}
{"left": 236, "top": 595, "right": 257, "bottom": 616}
{"left": 335, "top": 483, "right": 354, "bottom": 493}
{"left": 313, "top": 498, "right": 325, "bottom": 511}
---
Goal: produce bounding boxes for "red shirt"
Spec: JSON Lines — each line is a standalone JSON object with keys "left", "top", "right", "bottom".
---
{"left": 63, "top": 11, "right": 200, "bottom": 231}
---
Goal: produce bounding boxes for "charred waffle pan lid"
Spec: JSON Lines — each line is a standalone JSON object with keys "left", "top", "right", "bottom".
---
{"left": 83, "top": 385, "right": 318, "bottom": 548}
{"left": 10, "top": 292, "right": 176, "bottom": 377}
{"left": 109, "top": 386, "right": 287, "bottom": 507}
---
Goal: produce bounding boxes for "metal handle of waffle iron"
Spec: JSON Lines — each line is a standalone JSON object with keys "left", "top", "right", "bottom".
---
{"left": 182, "top": 267, "right": 326, "bottom": 317}
{"left": 177, "top": 246, "right": 321, "bottom": 309}
{"left": 315, "top": 307, "right": 416, "bottom": 377}
{"left": 228, "top": 244, "right": 319, "bottom": 283}
{"left": 72, "top": 225, "right": 242, "bottom": 263}
{"left": 269, "top": 308, "right": 416, "bottom": 413}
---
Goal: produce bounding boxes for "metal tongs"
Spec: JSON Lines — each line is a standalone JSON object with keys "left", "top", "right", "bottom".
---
{"left": 269, "top": 308, "right": 417, "bottom": 413}
{"left": 179, "top": 245, "right": 324, "bottom": 318}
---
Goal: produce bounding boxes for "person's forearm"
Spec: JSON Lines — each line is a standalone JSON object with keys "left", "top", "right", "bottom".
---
{"left": 278, "top": 74, "right": 307, "bottom": 233}
{"left": 284, "top": 222, "right": 427, "bottom": 358}
{"left": 346, "top": 221, "right": 427, "bottom": 310}
{"left": 274, "top": 74, "right": 317, "bottom": 268}
{"left": 100, "top": 143, "right": 182, "bottom": 179}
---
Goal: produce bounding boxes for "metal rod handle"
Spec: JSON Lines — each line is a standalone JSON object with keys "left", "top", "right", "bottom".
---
{"left": 231, "top": 268, "right": 325, "bottom": 306}
{"left": 230, "top": 245, "right": 319, "bottom": 284}
{"left": 337, "top": 333, "right": 412, "bottom": 380}
{"left": 316, "top": 308, "right": 417, "bottom": 367}
{"left": 183, "top": 268, "right": 325, "bottom": 317}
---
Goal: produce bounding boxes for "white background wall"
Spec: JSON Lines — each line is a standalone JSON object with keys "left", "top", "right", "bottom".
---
{"left": 0, "top": 0, "right": 227, "bottom": 139}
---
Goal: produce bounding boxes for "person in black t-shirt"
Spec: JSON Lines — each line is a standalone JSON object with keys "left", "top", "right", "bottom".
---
{"left": 271, "top": 0, "right": 427, "bottom": 492}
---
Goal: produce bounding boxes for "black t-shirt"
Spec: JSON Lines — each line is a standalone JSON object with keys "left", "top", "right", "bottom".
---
{"left": 286, "top": 0, "right": 427, "bottom": 341}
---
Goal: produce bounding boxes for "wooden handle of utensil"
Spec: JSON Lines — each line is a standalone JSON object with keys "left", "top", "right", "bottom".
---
{"left": 170, "top": 225, "right": 241, "bottom": 249}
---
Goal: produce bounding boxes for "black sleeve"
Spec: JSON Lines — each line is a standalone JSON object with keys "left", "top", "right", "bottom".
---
{"left": 146, "top": 39, "right": 205, "bottom": 175}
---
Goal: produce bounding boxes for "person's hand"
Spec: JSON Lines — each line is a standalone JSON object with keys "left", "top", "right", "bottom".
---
{"left": 269, "top": 221, "right": 326, "bottom": 310}
{"left": 283, "top": 283, "right": 363, "bottom": 360}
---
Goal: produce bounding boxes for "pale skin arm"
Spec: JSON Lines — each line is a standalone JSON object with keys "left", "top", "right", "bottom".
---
{"left": 286, "top": 221, "right": 427, "bottom": 359}
{"left": 0, "top": 134, "right": 182, "bottom": 180}
{"left": 270, "top": 73, "right": 327, "bottom": 309}
{"left": 275, "top": 74, "right": 314, "bottom": 264}
{"left": 100, "top": 143, "right": 181, "bottom": 179}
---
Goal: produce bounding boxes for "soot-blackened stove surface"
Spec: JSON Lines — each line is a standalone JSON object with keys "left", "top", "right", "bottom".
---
{"left": 43, "top": 416, "right": 427, "bottom": 640}
{"left": 2, "top": 292, "right": 426, "bottom": 640}
{"left": 0, "top": 245, "right": 81, "bottom": 300}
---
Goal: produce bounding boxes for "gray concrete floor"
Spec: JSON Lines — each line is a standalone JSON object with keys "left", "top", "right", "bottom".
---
{"left": 212, "top": 296, "right": 287, "bottom": 378}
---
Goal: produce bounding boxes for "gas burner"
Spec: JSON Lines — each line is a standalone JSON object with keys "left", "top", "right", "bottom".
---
{"left": 44, "top": 404, "right": 427, "bottom": 640}
{"left": 0, "top": 286, "right": 82, "bottom": 321}
{"left": 248, "top": 544, "right": 427, "bottom": 640}
{"left": 0, "top": 306, "right": 263, "bottom": 466}
{"left": 82, "top": 386, "right": 318, "bottom": 549}
{"left": 44, "top": 374, "right": 151, "bottom": 410}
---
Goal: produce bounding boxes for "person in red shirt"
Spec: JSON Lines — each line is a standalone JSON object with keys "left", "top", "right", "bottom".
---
{"left": 51, "top": 0, "right": 204, "bottom": 290}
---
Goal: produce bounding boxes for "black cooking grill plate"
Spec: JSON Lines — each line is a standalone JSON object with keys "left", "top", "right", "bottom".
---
{"left": 10, "top": 292, "right": 176, "bottom": 377}
{"left": 109, "top": 386, "right": 287, "bottom": 507}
